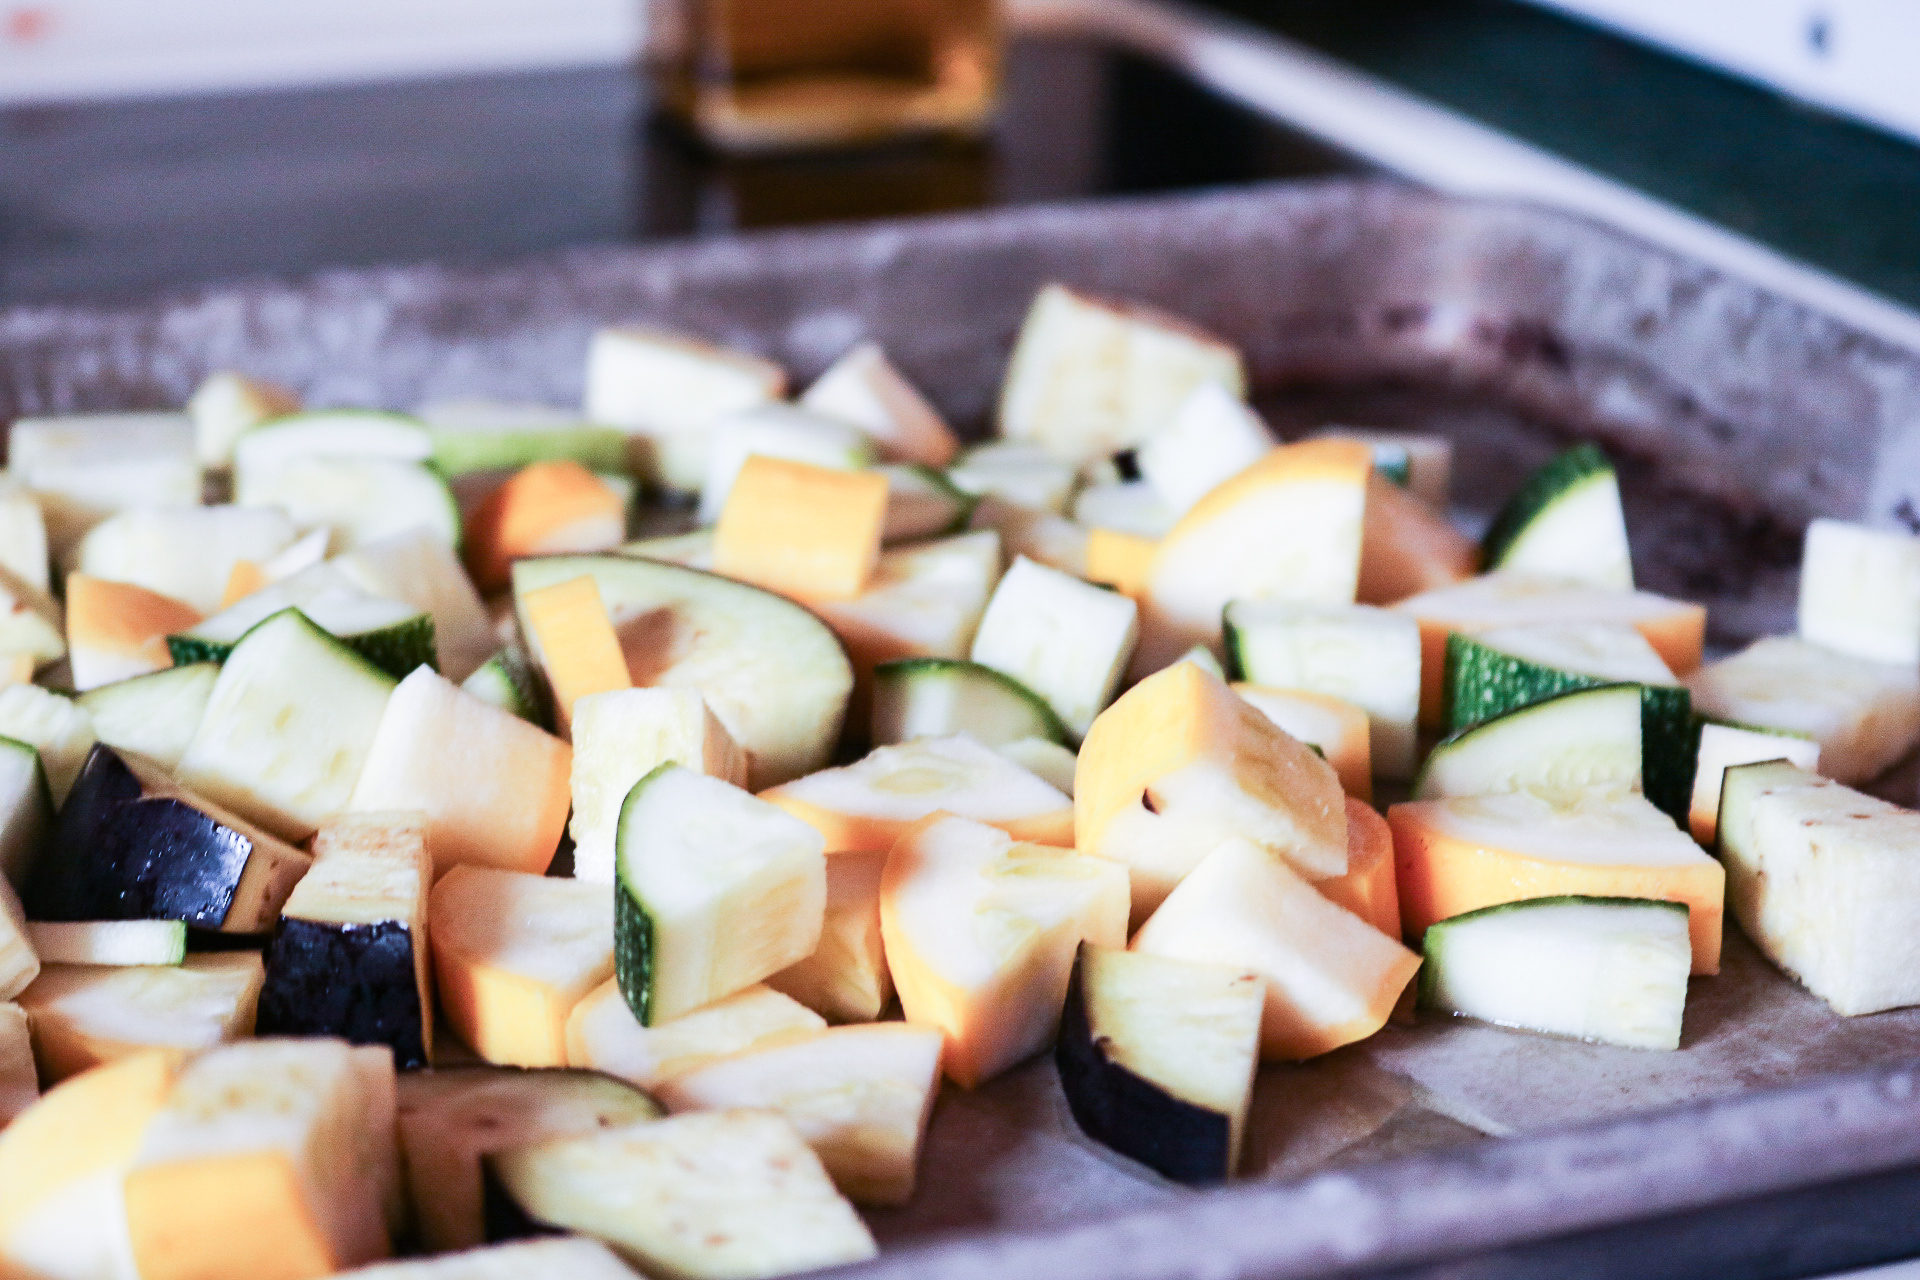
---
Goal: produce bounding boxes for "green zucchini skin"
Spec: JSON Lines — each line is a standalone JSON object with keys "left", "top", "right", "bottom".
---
{"left": 168, "top": 614, "right": 436, "bottom": 681}
{"left": 257, "top": 918, "right": 428, "bottom": 1070}
{"left": 166, "top": 636, "right": 232, "bottom": 668}
{"left": 430, "top": 425, "right": 628, "bottom": 477}
{"left": 871, "top": 657, "right": 1071, "bottom": 748}
{"left": 1054, "top": 955, "right": 1231, "bottom": 1186}
{"left": 1444, "top": 631, "right": 1594, "bottom": 730}
{"left": 1639, "top": 693, "right": 1701, "bottom": 829}
{"left": 613, "top": 889, "right": 657, "bottom": 1028}
{"left": 613, "top": 760, "right": 673, "bottom": 1029}
{"left": 1445, "top": 633, "right": 1696, "bottom": 825}
{"left": 1479, "top": 443, "right": 1612, "bottom": 569}
{"left": 27, "top": 744, "right": 260, "bottom": 928}
{"left": 461, "top": 647, "right": 548, "bottom": 729}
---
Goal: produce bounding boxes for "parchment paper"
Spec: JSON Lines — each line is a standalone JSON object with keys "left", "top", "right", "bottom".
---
{"left": 8, "top": 179, "right": 1920, "bottom": 1278}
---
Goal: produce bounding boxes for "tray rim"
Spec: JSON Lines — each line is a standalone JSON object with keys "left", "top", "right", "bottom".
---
{"left": 7, "top": 176, "right": 1920, "bottom": 1278}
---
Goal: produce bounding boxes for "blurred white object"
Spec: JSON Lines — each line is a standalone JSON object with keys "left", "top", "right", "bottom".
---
{"left": 1525, "top": 0, "right": 1920, "bottom": 146}
{"left": 0, "top": 0, "right": 646, "bottom": 103}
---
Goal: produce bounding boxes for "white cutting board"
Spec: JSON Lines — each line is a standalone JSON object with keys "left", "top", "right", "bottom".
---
{"left": 1526, "top": 0, "right": 1920, "bottom": 146}
{"left": 0, "top": 0, "right": 646, "bottom": 103}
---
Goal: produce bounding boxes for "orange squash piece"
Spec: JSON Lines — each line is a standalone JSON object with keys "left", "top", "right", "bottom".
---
{"left": 1085, "top": 527, "right": 1157, "bottom": 601}
{"left": 1232, "top": 684, "right": 1373, "bottom": 802}
{"left": 65, "top": 573, "right": 202, "bottom": 690}
{"left": 1389, "top": 792, "right": 1725, "bottom": 974}
{"left": 1357, "top": 472, "right": 1477, "bottom": 605}
{"left": 713, "top": 456, "right": 888, "bottom": 602}
{"left": 465, "top": 461, "right": 626, "bottom": 593}
{"left": 1076, "top": 661, "right": 1347, "bottom": 921}
{"left": 519, "top": 574, "right": 631, "bottom": 736}
{"left": 430, "top": 866, "right": 614, "bottom": 1067}
{"left": 0, "top": 1051, "right": 179, "bottom": 1249}
{"left": 882, "top": 814, "right": 1128, "bottom": 1087}
{"left": 1317, "top": 798, "right": 1401, "bottom": 939}
{"left": 220, "top": 559, "right": 270, "bottom": 609}
{"left": 126, "top": 1150, "right": 335, "bottom": 1280}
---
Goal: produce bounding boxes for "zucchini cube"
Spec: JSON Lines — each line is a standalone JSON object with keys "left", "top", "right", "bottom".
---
{"left": 583, "top": 326, "right": 786, "bottom": 493}
{"left": 999, "top": 282, "right": 1244, "bottom": 467}
{"left": 799, "top": 340, "right": 958, "bottom": 469}
{"left": 1720, "top": 761, "right": 1920, "bottom": 1016}
{"left": 1796, "top": 518, "right": 1920, "bottom": 666}
{"left": 1686, "top": 635, "right": 1920, "bottom": 787}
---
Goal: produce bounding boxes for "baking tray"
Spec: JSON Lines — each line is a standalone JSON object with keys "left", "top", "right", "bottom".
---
{"left": 7, "top": 178, "right": 1920, "bottom": 1279}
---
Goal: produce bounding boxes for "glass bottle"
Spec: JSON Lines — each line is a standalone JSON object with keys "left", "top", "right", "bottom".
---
{"left": 666, "top": 0, "right": 1001, "bottom": 153}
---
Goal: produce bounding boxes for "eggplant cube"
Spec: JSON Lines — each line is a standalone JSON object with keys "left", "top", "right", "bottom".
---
{"left": 1057, "top": 944, "right": 1264, "bottom": 1184}
{"left": 258, "top": 812, "right": 433, "bottom": 1069}
{"left": 27, "top": 745, "right": 312, "bottom": 934}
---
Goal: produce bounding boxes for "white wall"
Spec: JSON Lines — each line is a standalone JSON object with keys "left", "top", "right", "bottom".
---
{"left": 0, "top": 0, "right": 646, "bottom": 102}
{"left": 1528, "top": 0, "right": 1920, "bottom": 145}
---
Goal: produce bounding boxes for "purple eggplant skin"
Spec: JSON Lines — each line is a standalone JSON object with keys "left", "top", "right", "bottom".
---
{"left": 26, "top": 744, "right": 254, "bottom": 927}
{"left": 257, "top": 917, "right": 429, "bottom": 1070}
{"left": 1055, "top": 951, "right": 1232, "bottom": 1187}
{"left": 480, "top": 1157, "right": 568, "bottom": 1244}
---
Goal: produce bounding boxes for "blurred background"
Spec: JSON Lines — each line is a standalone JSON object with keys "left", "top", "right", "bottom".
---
{"left": 0, "top": 0, "right": 1916, "bottom": 332}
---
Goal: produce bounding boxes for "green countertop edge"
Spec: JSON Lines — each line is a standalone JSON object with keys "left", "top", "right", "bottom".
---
{"left": 1196, "top": 0, "right": 1920, "bottom": 312}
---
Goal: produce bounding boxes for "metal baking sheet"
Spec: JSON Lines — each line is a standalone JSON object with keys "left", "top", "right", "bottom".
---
{"left": 6, "top": 179, "right": 1920, "bottom": 1279}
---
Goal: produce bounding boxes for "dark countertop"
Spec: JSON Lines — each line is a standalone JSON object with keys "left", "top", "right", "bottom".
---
{"left": 2, "top": 2, "right": 1913, "bottom": 317}
{"left": 0, "top": 34, "right": 1347, "bottom": 308}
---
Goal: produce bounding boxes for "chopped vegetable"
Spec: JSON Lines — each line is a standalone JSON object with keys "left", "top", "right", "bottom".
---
{"left": 257, "top": 812, "right": 433, "bottom": 1068}
{"left": 614, "top": 765, "right": 826, "bottom": 1026}
{"left": 1420, "top": 896, "right": 1691, "bottom": 1050}
{"left": 431, "top": 866, "right": 614, "bottom": 1067}
{"left": 1077, "top": 661, "right": 1346, "bottom": 923}
{"left": 1056, "top": 944, "right": 1263, "bottom": 1184}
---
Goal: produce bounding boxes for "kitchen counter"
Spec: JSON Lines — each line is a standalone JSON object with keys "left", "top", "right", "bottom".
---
{"left": 0, "top": 33, "right": 1347, "bottom": 307}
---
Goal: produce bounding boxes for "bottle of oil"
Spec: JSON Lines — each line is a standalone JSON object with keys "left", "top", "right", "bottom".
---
{"left": 665, "top": 0, "right": 1001, "bottom": 153}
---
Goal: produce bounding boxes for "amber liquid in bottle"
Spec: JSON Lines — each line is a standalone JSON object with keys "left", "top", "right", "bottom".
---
{"left": 669, "top": 0, "right": 1001, "bottom": 152}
